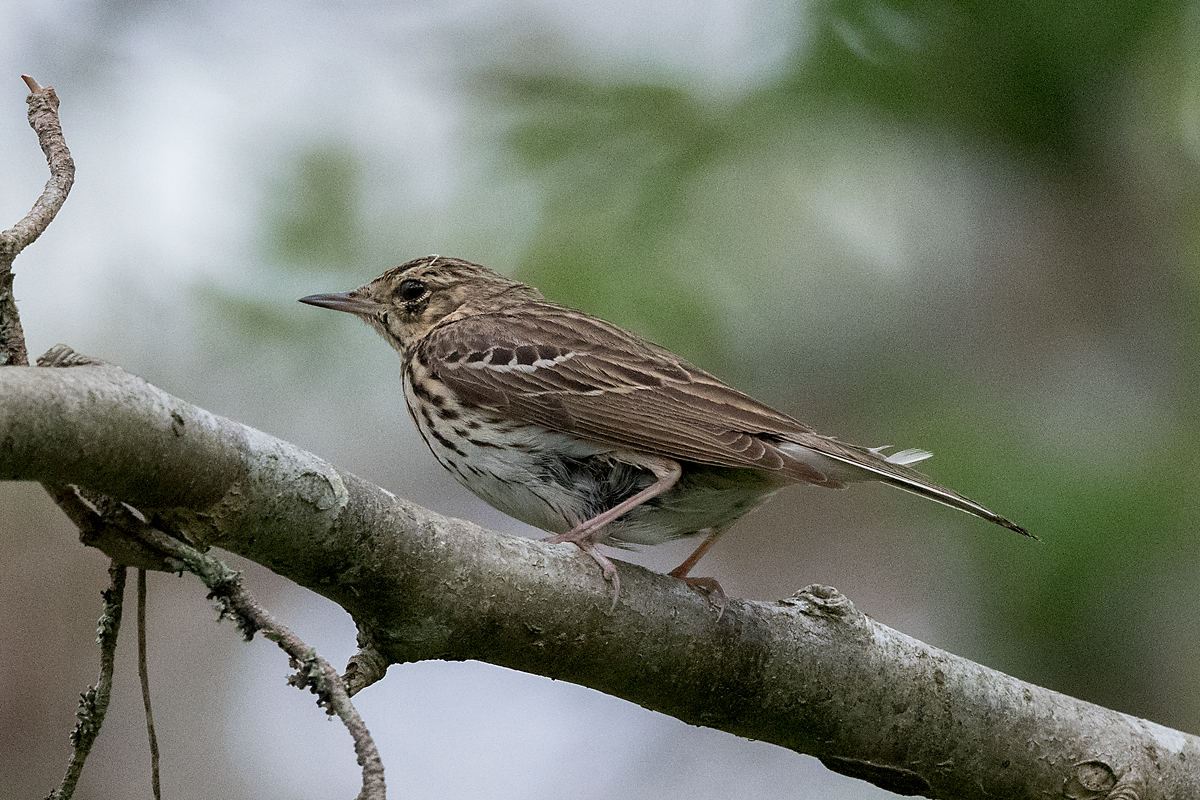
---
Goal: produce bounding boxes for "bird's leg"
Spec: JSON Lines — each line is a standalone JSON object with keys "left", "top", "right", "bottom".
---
{"left": 667, "top": 527, "right": 723, "bottom": 580}
{"left": 544, "top": 454, "right": 682, "bottom": 612}
{"left": 546, "top": 455, "right": 682, "bottom": 546}
{"left": 668, "top": 528, "right": 728, "bottom": 617}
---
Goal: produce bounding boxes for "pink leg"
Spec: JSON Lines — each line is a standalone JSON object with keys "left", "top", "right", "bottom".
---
{"left": 667, "top": 527, "right": 723, "bottom": 580}
{"left": 668, "top": 528, "right": 727, "bottom": 618}
{"left": 546, "top": 455, "right": 682, "bottom": 546}
{"left": 544, "top": 454, "right": 682, "bottom": 612}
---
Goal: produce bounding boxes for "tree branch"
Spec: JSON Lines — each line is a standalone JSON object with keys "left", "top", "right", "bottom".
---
{"left": 0, "top": 76, "right": 75, "bottom": 367}
{"left": 136, "top": 570, "right": 162, "bottom": 800}
{"left": 0, "top": 81, "right": 385, "bottom": 797}
{"left": 1, "top": 362, "right": 1194, "bottom": 799}
{"left": 135, "top": 523, "right": 387, "bottom": 800}
{"left": 48, "top": 562, "right": 127, "bottom": 800}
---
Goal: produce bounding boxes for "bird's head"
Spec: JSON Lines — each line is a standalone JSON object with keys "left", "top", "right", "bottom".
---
{"left": 300, "top": 255, "right": 541, "bottom": 355}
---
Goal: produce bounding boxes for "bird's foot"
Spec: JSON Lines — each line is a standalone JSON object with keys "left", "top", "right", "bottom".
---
{"left": 668, "top": 568, "right": 727, "bottom": 620}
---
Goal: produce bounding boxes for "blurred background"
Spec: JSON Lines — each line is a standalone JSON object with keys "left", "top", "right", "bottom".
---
{"left": 2, "top": 0, "right": 1198, "bottom": 797}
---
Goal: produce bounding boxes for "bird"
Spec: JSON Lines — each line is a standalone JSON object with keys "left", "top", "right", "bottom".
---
{"left": 300, "top": 255, "right": 1030, "bottom": 611}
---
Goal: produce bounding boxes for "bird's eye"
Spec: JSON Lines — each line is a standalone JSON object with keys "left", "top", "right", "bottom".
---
{"left": 397, "top": 278, "right": 427, "bottom": 303}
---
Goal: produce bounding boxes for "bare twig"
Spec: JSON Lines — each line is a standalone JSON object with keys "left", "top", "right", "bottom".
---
{"left": 44, "top": 483, "right": 180, "bottom": 572}
{"left": 134, "top": 526, "right": 387, "bottom": 800}
{"left": 137, "top": 570, "right": 162, "bottom": 800}
{"left": 5, "top": 76, "right": 76, "bottom": 255}
{"left": 48, "top": 563, "right": 127, "bottom": 800}
{"left": 0, "top": 76, "right": 75, "bottom": 366}
{"left": 2, "top": 80, "right": 383, "bottom": 799}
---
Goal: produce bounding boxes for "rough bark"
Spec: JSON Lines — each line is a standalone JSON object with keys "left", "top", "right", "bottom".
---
{"left": 1, "top": 362, "right": 1195, "bottom": 799}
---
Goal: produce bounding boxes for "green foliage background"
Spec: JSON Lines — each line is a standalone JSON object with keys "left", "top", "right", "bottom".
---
{"left": 5, "top": 1, "right": 1200, "bottom": 797}
{"left": 253, "top": 0, "right": 1200, "bottom": 726}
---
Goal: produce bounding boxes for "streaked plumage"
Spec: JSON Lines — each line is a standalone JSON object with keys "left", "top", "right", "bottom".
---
{"left": 301, "top": 255, "right": 1030, "bottom": 608}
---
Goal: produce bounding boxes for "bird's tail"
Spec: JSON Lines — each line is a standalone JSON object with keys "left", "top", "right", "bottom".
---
{"left": 780, "top": 441, "right": 1034, "bottom": 538}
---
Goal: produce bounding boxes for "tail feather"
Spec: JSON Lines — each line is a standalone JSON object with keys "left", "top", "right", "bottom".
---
{"left": 871, "top": 446, "right": 934, "bottom": 466}
{"left": 814, "top": 447, "right": 1034, "bottom": 539}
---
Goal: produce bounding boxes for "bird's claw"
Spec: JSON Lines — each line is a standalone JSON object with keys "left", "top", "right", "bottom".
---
{"left": 669, "top": 572, "right": 727, "bottom": 620}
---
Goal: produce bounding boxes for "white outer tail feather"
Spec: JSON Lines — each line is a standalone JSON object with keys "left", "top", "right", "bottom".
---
{"left": 785, "top": 442, "right": 1031, "bottom": 536}
{"left": 884, "top": 447, "right": 933, "bottom": 465}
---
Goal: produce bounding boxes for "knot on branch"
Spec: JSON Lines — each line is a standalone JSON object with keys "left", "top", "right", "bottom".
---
{"left": 1064, "top": 760, "right": 1142, "bottom": 800}
{"left": 344, "top": 643, "right": 390, "bottom": 697}
{"left": 782, "top": 584, "right": 858, "bottom": 618}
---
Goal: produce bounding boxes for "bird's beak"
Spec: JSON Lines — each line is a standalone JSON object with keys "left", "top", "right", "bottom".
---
{"left": 298, "top": 292, "right": 381, "bottom": 317}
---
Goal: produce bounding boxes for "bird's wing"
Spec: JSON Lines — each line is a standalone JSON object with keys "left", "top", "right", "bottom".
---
{"left": 421, "top": 310, "right": 885, "bottom": 483}
{"left": 419, "top": 309, "right": 1032, "bottom": 537}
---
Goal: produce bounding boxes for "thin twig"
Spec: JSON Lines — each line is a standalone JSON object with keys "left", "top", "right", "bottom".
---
{"left": 48, "top": 563, "right": 127, "bottom": 800}
{"left": 0, "top": 76, "right": 75, "bottom": 366}
{"left": 138, "top": 570, "right": 162, "bottom": 800}
{"left": 2, "top": 80, "right": 383, "bottom": 798}
{"left": 44, "top": 483, "right": 180, "bottom": 573}
{"left": 2, "top": 76, "right": 76, "bottom": 256}
{"left": 0, "top": 78, "right": 132, "bottom": 800}
{"left": 136, "top": 527, "right": 387, "bottom": 800}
